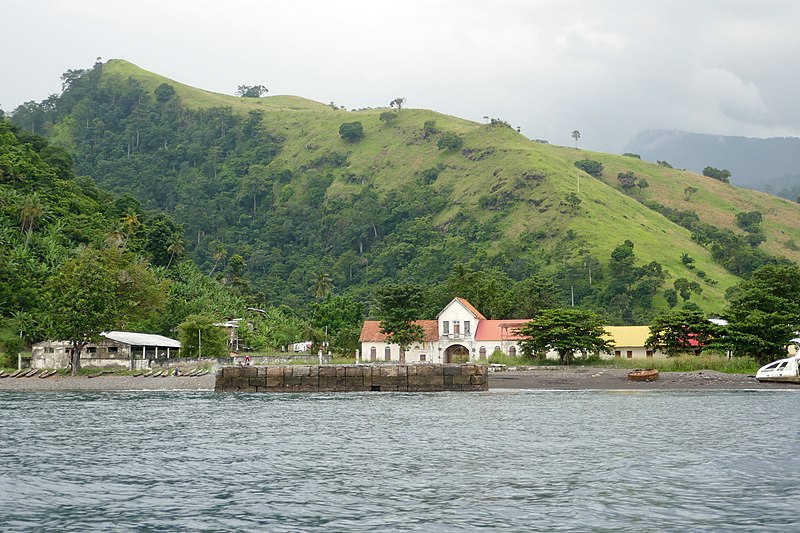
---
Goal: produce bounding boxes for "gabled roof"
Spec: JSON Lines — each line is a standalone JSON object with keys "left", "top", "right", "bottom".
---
{"left": 436, "top": 297, "right": 487, "bottom": 320}
{"left": 359, "top": 321, "right": 439, "bottom": 343}
{"left": 474, "top": 319, "right": 529, "bottom": 341}
{"left": 102, "top": 331, "right": 181, "bottom": 348}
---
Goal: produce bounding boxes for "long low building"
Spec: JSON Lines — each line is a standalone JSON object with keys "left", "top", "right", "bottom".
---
{"left": 359, "top": 298, "right": 667, "bottom": 363}
{"left": 32, "top": 331, "right": 181, "bottom": 370}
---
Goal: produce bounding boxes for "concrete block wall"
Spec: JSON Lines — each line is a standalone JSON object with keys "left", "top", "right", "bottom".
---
{"left": 214, "top": 364, "right": 488, "bottom": 393}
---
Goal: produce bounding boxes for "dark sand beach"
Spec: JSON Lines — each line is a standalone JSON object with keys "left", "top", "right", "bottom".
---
{"left": 0, "top": 366, "right": 797, "bottom": 391}
{"left": 489, "top": 366, "right": 797, "bottom": 390}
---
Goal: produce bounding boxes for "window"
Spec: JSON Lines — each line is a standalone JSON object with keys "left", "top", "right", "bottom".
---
{"left": 479, "top": 347, "right": 486, "bottom": 359}
{"left": 370, "top": 347, "right": 376, "bottom": 361}
{"left": 420, "top": 354, "right": 426, "bottom": 362}
{"left": 627, "top": 351, "right": 633, "bottom": 359}
{"left": 453, "top": 322, "right": 460, "bottom": 335}
{"left": 615, "top": 351, "right": 621, "bottom": 358}
{"left": 464, "top": 321, "right": 471, "bottom": 335}
{"left": 86, "top": 347, "right": 97, "bottom": 354}
{"left": 443, "top": 321, "right": 449, "bottom": 335}
{"left": 384, "top": 346, "right": 391, "bottom": 361}
{"left": 108, "top": 347, "right": 118, "bottom": 353}
{"left": 509, "top": 346, "right": 517, "bottom": 357}
{"left": 646, "top": 350, "right": 653, "bottom": 358}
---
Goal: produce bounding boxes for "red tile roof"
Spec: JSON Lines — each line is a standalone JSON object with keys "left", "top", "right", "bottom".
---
{"left": 359, "top": 320, "right": 439, "bottom": 342}
{"left": 474, "top": 319, "right": 530, "bottom": 341}
{"left": 455, "top": 297, "right": 487, "bottom": 320}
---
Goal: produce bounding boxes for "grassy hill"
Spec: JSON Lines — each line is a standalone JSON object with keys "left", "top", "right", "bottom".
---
{"left": 21, "top": 59, "right": 800, "bottom": 318}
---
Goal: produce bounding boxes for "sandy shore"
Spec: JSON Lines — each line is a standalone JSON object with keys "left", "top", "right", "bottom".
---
{"left": 1, "top": 366, "right": 797, "bottom": 392}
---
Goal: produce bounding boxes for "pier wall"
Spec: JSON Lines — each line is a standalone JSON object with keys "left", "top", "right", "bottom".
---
{"left": 214, "top": 364, "right": 488, "bottom": 392}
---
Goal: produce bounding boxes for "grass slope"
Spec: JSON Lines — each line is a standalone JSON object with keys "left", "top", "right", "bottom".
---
{"left": 101, "top": 60, "right": 800, "bottom": 312}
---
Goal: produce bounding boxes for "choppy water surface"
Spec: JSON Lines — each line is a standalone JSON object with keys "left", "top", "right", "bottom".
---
{"left": 1, "top": 390, "right": 798, "bottom": 532}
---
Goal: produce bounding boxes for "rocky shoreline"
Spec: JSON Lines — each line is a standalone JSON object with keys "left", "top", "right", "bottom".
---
{"left": 0, "top": 366, "right": 797, "bottom": 391}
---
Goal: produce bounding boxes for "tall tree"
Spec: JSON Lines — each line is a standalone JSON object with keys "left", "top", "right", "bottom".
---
{"left": 375, "top": 283, "right": 425, "bottom": 363}
{"left": 516, "top": 308, "right": 613, "bottom": 364}
{"left": 724, "top": 264, "right": 800, "bottom": 364}
{"left": 311, "top": 272, "right": 334, "bottom": 300}
{"left": 389, "top": 97, "right": 406, "bottom": 111}
{"left": 571, "top": 130, "right": 581, "bottom": 149}
{"left": 166, "top": 233, "right": 185, "bottom": 268}
{"left": 45, "top": 248, "right": 167, "bottom": 375}
{"left": 645, "top": 310, "right": 720, "bottom": 356}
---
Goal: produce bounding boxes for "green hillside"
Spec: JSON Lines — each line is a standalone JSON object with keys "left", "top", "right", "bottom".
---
{"left": 12, "top": 59, "right": 800, "bottom": 322}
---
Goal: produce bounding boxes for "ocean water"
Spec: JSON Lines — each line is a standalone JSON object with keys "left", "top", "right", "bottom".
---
{"left": 1, "top": 390, "right": 798, "bottom": 532}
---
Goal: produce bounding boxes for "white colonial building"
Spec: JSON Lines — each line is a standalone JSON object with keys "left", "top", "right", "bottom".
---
{"left": 359, "top": 297, "right": 668, "bottom": 363}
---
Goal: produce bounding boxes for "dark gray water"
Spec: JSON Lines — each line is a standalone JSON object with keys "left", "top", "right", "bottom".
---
{"left": 1, "top": 390, "right": 798, "bottom": 532}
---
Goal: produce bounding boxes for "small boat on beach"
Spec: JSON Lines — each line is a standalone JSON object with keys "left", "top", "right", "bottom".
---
{"left": 627, "top": 368, "right": 659, "bottom": 382}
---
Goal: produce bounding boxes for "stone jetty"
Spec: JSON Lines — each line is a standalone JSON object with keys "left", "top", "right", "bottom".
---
{"left": 214, "top": 364, "right": 488, "bottom": 393}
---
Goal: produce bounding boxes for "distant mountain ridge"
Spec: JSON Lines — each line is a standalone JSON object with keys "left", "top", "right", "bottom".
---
{"left": 624, "top": 129, "right": 800, "bottom": 198}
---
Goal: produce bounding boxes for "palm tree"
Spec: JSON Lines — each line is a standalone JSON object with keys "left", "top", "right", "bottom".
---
{"left": 120, "top": 210, "right": 140, "bottom": 246}
{"left": 209, "top": 243, "right": 227, "bottom": 275}
{"left": 311, "top": 273, "right": 333, "bottom": 300}
{"left": 571, "top": 130, "right": 581, "bottom": 149}
{"left": 19, "top": 193, "right": 44, "bottom": 248}
{"left": 166, "top": 233, "right": 185, "bottom": 268}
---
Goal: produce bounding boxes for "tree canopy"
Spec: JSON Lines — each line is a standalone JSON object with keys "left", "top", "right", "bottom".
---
{"left": 45, "top": 247, "right": 167, "bottom": 374}
{"left": 724, "top": 263, "right": 800, "bottom": 364}
{"left": 645, "top": 310, "right": 721, "bottom": 356}
{"left": 375, "top": 283, "right": 425, "bottom": 359}
{"left": 516, "top": 308, "right": 613, "bottom": 364}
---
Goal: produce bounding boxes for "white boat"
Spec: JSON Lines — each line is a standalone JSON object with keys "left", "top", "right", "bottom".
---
{"left": 756, "top": 339, "right": 800, "bottom": 383}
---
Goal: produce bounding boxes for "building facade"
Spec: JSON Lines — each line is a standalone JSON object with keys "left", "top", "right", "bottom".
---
{"left": 32, "top": 331, "right": 181, "bottom": 370}
{"left": 359, "top": 298, "right": 667, "bottom": 363}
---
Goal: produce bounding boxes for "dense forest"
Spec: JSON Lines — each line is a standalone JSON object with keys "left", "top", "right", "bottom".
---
{"left": 3, "top": 59, "right": 800, "bottom": 363}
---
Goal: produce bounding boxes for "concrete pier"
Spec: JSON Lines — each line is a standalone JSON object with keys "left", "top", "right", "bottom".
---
{"left": 214, "top": 364, "right": 488, "bottom": 392}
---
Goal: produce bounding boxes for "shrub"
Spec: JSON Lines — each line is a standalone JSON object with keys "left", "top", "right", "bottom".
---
{"left": 702, "top": 166, "right": 731, "bottom": 183}
{"left": 574, "top": 159, "right": 603, "bottom": 178}
{"left": 436, "top": 131, "right": 464, "bottom": 151}
{"left": 379, "top": 112, "right": 397, "bottom": 126}
{"left": 420, "top": 167, "right": 440, "bottom": 184}
{"left": 338, "top": 121, "right": 364, "bottom": 142}
{"left": 422, "top": 120, "right": 439, "bottom": 139}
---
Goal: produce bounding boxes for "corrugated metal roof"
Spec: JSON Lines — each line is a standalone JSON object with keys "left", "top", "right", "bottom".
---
{"left": 102, "top": 331, "right": 181, "bottom": 348}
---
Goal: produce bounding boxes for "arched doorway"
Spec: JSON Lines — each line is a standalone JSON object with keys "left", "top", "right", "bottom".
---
{"left": 444, "top": 344, "right": 470, "bottom": 363}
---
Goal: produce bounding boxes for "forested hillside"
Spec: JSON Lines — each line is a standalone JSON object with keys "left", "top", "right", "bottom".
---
{"left": 0, "top": 119, "right": 245, "bottom": 363}
{"left": 9, "top": 60, "right": 800, "bottom": 327}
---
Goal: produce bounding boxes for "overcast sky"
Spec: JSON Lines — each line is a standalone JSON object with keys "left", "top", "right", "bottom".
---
{"left": 4, "top": 0, "right": 800, "bottom": 151}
